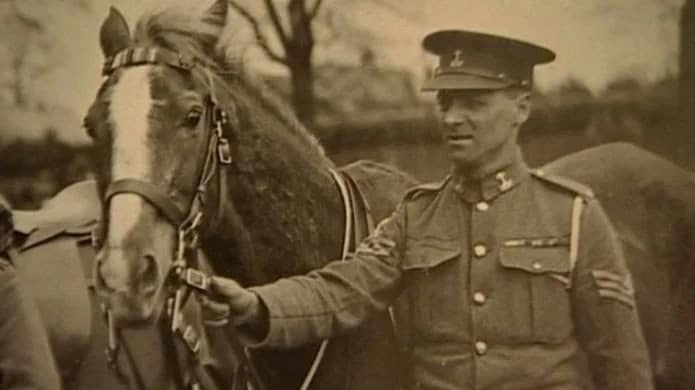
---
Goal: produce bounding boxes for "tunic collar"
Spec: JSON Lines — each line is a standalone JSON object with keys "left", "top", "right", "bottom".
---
{"left": 452, "top": 149, "right": 529, "bottom": 203}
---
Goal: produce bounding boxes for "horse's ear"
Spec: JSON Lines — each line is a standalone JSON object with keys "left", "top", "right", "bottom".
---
{"left": 99, "top": 7, "right": 131, "bottom": 59}
{"left": 203, "top": 0, "right": 228, "bottom": 27}
{"left": 200, "top": 0, "right": 228, "bottom": 48}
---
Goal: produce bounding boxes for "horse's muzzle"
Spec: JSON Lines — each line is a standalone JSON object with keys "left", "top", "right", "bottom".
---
{"left": 95, "top": 247, "right": 161, "bottom": 323}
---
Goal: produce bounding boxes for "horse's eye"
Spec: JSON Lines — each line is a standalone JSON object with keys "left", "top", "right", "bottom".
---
{"left": 183, "top": 109, "right": 203, "bottom": 128}
{"left": 82, "top": 122, "right": 96, "bottom": 139}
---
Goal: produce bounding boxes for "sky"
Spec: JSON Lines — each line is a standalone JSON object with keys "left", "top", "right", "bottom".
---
{"left": 25, "top": 0, "right": 683, "bottom": 142}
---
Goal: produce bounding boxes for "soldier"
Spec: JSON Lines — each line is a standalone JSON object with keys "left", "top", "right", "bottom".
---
{"left": 202, "top": 30, "right": 653, "bottom": 389}
{"left": 0, "top": 196, "right": 62, "bottom": 390}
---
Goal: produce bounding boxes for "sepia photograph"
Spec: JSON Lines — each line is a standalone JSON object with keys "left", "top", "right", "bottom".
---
{"left": 0, "top": 0, "right": 692, "bottom": 389}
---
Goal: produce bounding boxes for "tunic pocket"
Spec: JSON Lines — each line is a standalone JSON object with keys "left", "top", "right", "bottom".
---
{"left": 402, "top": 239, "right": 462, "bottom": 334}
{"left": 499, "top": 246, "right": 573, "bottom": 343}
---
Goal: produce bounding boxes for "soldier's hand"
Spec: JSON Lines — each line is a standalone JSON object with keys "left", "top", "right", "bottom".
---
{"left": 199, "top": 276, "right": 262, "bottom": 328}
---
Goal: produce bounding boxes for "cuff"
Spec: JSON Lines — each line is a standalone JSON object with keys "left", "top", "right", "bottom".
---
{"left": 236, "top": 286, "right": 281, "bottom": 348}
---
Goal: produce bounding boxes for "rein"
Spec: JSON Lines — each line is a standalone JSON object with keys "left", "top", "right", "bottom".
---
{"left": 294, "top": 168, "right": 373, "bottom": 390}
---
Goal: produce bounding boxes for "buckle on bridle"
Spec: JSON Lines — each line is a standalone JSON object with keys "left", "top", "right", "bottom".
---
{"left": 181, "top": 325, "right": 201, "bottom": 354}
{"left": 177, "top": 53, "right": 196, "bottom": 70}
{"left": 178, "top": 212, "right": 203, "bottom": 250}
{"left": 218, "top": 139, "right": 232, "bottom": 165}
{"left": 180, "top": 268, "right": 211, "bottom": 294}
{"left": 213, "top": 109, "right": 232, "bottom": 165}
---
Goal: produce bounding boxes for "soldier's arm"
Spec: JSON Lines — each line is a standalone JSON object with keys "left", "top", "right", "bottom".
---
{"left": 571, "top": 198, "right": 653, "bottom": 389}
{"left": 234, "top": 204, "right": 408, "bottom": 349}
{"left": 0, "top": 259, "right": 62, "bottom": 390}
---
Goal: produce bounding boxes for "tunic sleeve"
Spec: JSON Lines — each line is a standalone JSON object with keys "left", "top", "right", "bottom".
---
{"left": 570, "top": 198, "right": 653, "bottom": 389}
{"left": 245, "top": 204, "right": 407, "bottom": 349}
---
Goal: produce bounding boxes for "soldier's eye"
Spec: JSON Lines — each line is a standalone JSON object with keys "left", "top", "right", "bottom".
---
{"left": 469, "top": 99, "right": 486, "bottom": 109}
{"left": 436, "top": 91, "right": 452, "bottom": 111}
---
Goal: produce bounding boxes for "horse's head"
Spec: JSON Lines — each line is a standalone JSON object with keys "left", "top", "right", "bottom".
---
{"left": 88, "top": 1, "right": 237, "bottom": 323}
{"left": 89, "top": 0, "right": 335, "bottom": 326}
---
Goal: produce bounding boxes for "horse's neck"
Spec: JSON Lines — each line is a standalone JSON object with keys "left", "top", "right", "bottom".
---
{"left": 205, "top": 110, "right": 345, "bottom": 285}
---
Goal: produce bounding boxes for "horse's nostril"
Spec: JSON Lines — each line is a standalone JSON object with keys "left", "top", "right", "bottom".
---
{"left": 94, "top": 250, "right": 119, "bottom": 294}
{"left": 140, "top": 254, "right": 159, "bottom": 293}
{"left": 95, "top": 261, "right": 116, "bottom": 294}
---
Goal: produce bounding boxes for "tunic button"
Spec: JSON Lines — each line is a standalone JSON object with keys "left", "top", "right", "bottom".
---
{"left": 532, "top": 261, "right": 542, "bottom": 270}
{"left": 475, "top": 340, "right": 488, "bottom": 355}
{"left": 473, "top": 292, "right": 486, "bottom": 305}
{"left": 473, "top": 244, "right": 488, "bottom": 258}
{"left": 475, "top": 201, "right": 489, "bottom": 212}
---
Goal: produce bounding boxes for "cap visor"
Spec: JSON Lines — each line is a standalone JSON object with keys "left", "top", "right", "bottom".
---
{"left": 421, "top": 74, "right": 512, "bottom": 91}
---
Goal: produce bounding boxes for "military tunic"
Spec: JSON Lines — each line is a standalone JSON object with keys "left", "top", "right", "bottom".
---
{"left": 0, "top": 258, "right": 61, "bottom": 390}
{"left": 248, "top": 156, "right": 652, "bottom": 389}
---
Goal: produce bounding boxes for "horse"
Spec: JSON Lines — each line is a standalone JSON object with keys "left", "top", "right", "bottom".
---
{"left": 543, "top": 142, "right": 695, "bottom": 390}
{"left": 88, "top": 2, "right": 414, "bottom": 389}
{"left": 9, "top": 180, "right": 246, "bottom": 390}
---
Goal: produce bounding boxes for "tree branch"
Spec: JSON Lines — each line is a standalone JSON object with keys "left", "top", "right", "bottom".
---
{"left": 10, "top": 0, "right": 44, "bottom": 32}
{"left": 263, "top": 0, "right": 289, "bottom": 48}
{"left": 228, "top": 1, "right": 287, "bottom": 65}
{"left": 308, "top": 0, "right": 323, "bottom": 20}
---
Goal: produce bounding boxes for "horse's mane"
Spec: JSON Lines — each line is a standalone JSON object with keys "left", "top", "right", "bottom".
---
{"left": 131, "top": 2, "right": 325, "bottom": 156}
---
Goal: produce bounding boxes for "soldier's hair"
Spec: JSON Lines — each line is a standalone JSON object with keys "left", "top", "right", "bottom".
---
{"left": 503, "top": 86, "right": 532, "bottom": 99}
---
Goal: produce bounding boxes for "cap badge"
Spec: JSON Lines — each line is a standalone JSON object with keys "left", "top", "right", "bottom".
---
{"left": 450, "top": 49, "right": 465, "bottom": 67}
{"left": 496, "top": 172, "right": 513, "bottom": 191}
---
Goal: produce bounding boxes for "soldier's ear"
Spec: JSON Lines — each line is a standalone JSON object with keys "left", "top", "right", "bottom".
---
{"left": 514, "top": 91, "right": 531, "bottom": 125}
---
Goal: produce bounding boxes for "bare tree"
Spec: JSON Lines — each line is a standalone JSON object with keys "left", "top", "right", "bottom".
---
{"left": 679, "top": 0, "right": 695, "bottom": 166}
{"left": 0, "top": 0, "right": 91, "bottom": 109}
{"left": 228, "top": 0, "right": 323, "bottom": 126}
{"left": 227, "top": 0, "right": 423, "bottom": 126}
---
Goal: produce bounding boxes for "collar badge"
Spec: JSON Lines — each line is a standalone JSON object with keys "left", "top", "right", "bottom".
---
{"left": 496, "top": 172, "right": 513, "bottom": 191}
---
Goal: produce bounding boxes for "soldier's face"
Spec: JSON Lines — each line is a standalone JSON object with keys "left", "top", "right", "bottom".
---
{"left": 437, "top": 88, "right": 530, "bottom": 170}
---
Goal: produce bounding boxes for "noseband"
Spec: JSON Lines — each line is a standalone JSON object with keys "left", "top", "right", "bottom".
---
{"left": 98, "top": 46, "right": 240, "bottom": 390}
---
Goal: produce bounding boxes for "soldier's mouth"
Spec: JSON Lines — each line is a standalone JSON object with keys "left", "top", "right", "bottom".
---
{"left": 447, "top": 134, "right": 474, "bottom": 145}
{"left": 448, "top": 134, "right": 473, "bottom": 141}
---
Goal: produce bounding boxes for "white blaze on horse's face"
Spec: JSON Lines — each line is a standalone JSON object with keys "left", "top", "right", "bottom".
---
{"left": 108, "top": 67, "right": 153, "bottom": 248}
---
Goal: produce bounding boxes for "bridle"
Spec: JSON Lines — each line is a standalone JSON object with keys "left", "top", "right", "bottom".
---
{"left": 96, "top": 46, "right": 367, "bottom": 390}
{"left": 97, "top": 46, "right": 247, "bottom": 390}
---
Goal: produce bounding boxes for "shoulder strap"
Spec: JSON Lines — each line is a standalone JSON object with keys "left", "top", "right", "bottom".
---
{"left": 403, "top": 175, "right": 451, "bottom": 201}
{"left": 531, "top": 169, "right": 595, "bottom": 199}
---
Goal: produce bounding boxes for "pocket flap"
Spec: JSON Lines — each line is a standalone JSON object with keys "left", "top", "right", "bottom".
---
{"left": 499, "top": 246, "right": 570, "bottom": 274}
{"left": 403, "top": 239, "right": 461, "bottom": 270}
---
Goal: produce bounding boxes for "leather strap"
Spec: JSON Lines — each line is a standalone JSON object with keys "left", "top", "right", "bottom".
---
{"left": 106, "top": 179, "right": 187, "bottom": 226}
{"left": 292, "top": 168, "right": 373, "bottom": 390}
{"left": 567, "top": 195, "right": 584, "bottom": 289}
{"left": 103, "top": 47, "right": 196, "bottom": 76}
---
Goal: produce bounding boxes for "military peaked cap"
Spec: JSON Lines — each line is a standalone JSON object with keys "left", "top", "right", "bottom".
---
{"left": 422, "top": 30, "right": 556, "bottom": 91}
